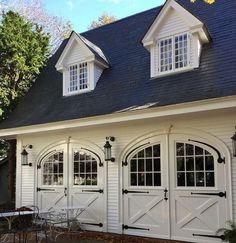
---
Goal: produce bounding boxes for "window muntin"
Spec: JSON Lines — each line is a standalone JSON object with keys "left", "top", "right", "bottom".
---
{"left": 159, "top": 33, "right": 189, "bottom": 74}
{"left": 73, "top": 150, "right": 97, "bottom": 186}
{"left": 176, "top": 143, "right": 215, "bottom": 187}
{"left": 68, "top": 62, "right": 88, "bottom": 93}
{"left": 130, "top": 145, "right": 161, "bottom": 187}
{"left": 42, "top": 152, "right": 64, "bottom": 186}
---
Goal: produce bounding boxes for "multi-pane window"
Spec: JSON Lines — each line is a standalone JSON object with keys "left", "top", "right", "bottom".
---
{"left": 79, "top": 63, "right": 88, "bottom": 90}
{"left": 68, "top": 62, "right": 88, "bottom": 93}
{"left": 69, "top": 65, "right": 78, "bottom": 92}
{"left": 42, "top": 152, "right": 64, "bottom": 186}
{"left": 176, "top": 143, "right": 215, "bottom": 187}
{"left": 130, "top": 145, "right": 161, "bottom": 187}
{"left": 73, "top": 151, "right": 97, "bottom": 186}
{"left": 159, "top": 33, "right": 189, "bottom": 73}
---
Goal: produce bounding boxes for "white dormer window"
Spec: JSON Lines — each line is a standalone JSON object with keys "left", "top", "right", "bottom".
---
{"left": 55, "top": 32, "right": 109, "bottom": 97}
{"left": 69, "top": 62, "right": 88, "bottom": 93}
{"left": 159, "top": 33, "right": 189, "bottom": 74}
{"left": 142, "top": 0, "right": 210, "bottom": 78}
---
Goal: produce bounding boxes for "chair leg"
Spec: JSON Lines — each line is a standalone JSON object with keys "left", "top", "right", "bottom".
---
{"left": 35, "top": 232, "right": 38, "bottom": 243}
{"left": 24, "top": 232, "right": 28, "bottom": 243}
{"left": 44, "top": 230, "right": 48, "bottom": 243}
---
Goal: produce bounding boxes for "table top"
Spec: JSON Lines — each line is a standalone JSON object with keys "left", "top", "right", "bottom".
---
{"left": 0, "top": 210, "right": 50, "bottom": 218}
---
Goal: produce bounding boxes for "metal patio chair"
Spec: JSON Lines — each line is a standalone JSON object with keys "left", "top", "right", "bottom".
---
{"left": 16, "top": 205, "right": 49, "bottom": 243}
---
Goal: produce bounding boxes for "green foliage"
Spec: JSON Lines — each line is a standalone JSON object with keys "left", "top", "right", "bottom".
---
{"left": 0, "top": 139, "right": 8, "bottom": 159}
{"left": 0, "top": 11, "right": 50, "bottom": 119}
{"left": 223, "top": 221, "right": 236, "bottom": 243}
{"left": 217, "top": 221, "right": 236, "bottom": 243}
{"left": 0, "top": 11, "right": 50, "bottom": 158}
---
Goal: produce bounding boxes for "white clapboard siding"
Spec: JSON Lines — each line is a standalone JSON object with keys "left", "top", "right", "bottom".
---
{"left": 156, "top": 9, "right": 189, "bottom": 39}
{"left": 107, "top": 162, "right": 119, "bottom": 233}
{"left": 18, "top": 110, "right": 236, "bottom": 232}
{"left": 94, "top": 65, "right": 103, "bottom": 85}
{"left": 64, "top": 41, "right": 89, "bottom": 66}
{"left": 21, "top": 166, "right": 35, "bottom": 206}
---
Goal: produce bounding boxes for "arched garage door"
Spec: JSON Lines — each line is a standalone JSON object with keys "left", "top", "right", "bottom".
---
{"left": 37, "top": 143, "right": 106, "bottom": 232}
{"left": 123, "top": 134, "right": 229, "bottom": 243}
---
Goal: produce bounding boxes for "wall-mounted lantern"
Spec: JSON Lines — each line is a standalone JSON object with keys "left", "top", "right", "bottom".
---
{"left": 104, "top": 137, "right": 115, "bottom": 162}
{"left": 21, "top": 145, "right": 33, "bottom": 166}
{"left": 231, "top": 127, "right": 236, "bottom": 157}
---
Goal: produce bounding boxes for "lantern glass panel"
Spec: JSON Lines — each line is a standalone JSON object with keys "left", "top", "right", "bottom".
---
{"left": 21, "top": 154, "right": 28, "bottom": 166}
{"left": 105, "top": 147, "right": 112, "bottom": 161}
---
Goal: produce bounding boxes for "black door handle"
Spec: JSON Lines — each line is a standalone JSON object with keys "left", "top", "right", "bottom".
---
{"left": 164, "top": 188, "right": 168, "bottom": 201}
{"left": 64, "top": 187, "right": 67, "bottom": 196}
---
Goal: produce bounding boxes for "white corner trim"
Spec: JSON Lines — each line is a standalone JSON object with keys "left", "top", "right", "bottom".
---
{"left": 0, "top": 95, "right": 236, "bottom": 138}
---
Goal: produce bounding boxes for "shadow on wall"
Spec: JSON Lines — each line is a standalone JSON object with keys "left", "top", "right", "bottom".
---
{"left": 0, "top": 158, "right": 10, "bottom": 206}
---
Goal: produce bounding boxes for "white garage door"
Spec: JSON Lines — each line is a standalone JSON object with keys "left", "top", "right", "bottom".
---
{"left": 37, "top": 143, "right": 105, "bottom": 232}
{"left": 123, "top": 134, "right": 228, "bottom": 243}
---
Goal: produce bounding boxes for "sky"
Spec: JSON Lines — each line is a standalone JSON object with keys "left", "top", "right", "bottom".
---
{"left": 42, "top": 0, "right": 165, "bottom": 33}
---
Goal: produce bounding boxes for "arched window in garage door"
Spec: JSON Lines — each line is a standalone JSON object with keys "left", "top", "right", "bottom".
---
{"left": 176, "top": 143, "right": 215, "bottom": 188}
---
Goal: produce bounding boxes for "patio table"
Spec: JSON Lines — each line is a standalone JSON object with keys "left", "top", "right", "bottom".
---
{"left": 0, "top": 209, "right": 50, "bottom": 242}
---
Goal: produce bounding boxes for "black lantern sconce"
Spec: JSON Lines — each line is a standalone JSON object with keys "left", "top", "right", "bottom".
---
{"left": 231, "top": 127, "right": 236, "bottom": 157}
{"left": 21, "top": 145, "right": 33, "bottom": 166}
{"left": 104, "top": 137, "right": 115, "bottom": 162}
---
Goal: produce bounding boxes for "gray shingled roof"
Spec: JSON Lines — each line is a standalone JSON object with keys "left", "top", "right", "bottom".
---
{"left": 0, "top": 0, "right": 236, "bottom": 129}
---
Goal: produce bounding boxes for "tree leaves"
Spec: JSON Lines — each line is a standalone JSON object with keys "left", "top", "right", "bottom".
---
{"left": 88, "top": 12, "right": 117, "bottom": 30}
{"left": 0, "top": 11, "right": 50, "bottom": 119}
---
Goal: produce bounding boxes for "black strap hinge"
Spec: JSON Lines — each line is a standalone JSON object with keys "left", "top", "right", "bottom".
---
{"left": 193, "top": 233, "right": 225, "bottom": 240}
{"left": 82, "top": 222, "right": 103, "bottom": 227}
{"left": 122, "top": 224, "right": 149, "bottom": 231}
{"left": 191, "top": 191, "right": 226, "bottom": 198}
{"left": 82, "top": 189, "right": 103, "bottom": 193}
{"left": 122, "top": 189, "right": 149, "bottom": 194}
{"left": 37, "top": 187, "right": 55, "bottom": 192}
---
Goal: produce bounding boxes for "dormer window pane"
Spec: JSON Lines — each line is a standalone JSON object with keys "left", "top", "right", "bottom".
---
{"left": 175, "top": 34, "right": 188, "bottom": 69}
{"left": 79, "top": 62, "right": 88, "bottom": 90}
{"left": 69, "top": 65, "right": 78, "bottom": 92}
{"left": 159, "top": 38, "right": 172, "bottom": 72}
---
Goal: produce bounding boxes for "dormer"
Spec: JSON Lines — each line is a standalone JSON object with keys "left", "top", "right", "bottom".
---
{"left": 142, "top": 0, "right": 210, "bottom": 78}
{"left": 56, "top": 31, "right": 109, "bottom": 96}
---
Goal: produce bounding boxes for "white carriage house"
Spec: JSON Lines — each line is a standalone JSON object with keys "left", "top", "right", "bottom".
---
{"left": 0, "top": 1, "right": 236, "bottom": 243}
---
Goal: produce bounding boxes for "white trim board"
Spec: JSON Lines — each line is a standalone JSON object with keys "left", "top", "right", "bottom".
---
{"left": 1, "top": 95, "right": 236, "bottom": 138}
